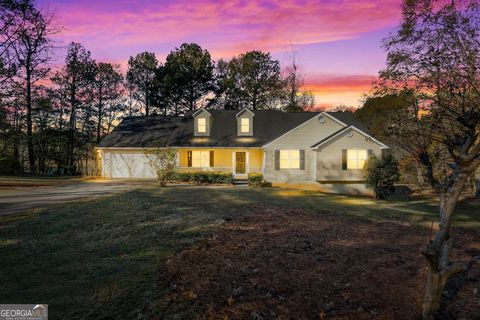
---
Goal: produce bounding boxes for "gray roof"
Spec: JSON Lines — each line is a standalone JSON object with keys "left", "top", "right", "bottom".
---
{"left": 97, "top": 110, "right": 370, "bottom": 148}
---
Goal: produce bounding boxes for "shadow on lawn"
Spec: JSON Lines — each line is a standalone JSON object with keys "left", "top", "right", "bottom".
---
{"left": 0, "top": 186, "right": 477, "bottom": 319}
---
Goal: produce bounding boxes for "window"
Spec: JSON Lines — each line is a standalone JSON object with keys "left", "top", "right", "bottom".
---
{"left": 240, "top": 118, "right": 250, "bottom": 133}
{"left": 197, "top": 118, "right": 206, "bottom": 133}
{"left": 280, "top": 150, "right": 300, "bottom": 169}
{"left": 192, "top": 150, "right": 210, "bottom": 167}
{"left": 347, "top": 149, "right": 368, "bottom": 169}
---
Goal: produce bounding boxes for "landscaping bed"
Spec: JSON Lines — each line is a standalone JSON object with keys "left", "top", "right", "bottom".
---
{"left": 161, "top": 204, "right": 480, "bottom": 319}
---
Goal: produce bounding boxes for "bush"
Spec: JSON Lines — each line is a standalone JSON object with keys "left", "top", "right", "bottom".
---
{"left": 171, "top": 171, "right": 233, "bottom": 185}
{"left": 248, "top": 173, "right": 271, "bottom": 187}
{"left": 0, "top": 157, "right": 22, "bottom": 175}
{"left": 365, "top": 154, "right": 400, "bottom": 199}
{"left": 144, "top": 147, "right": 177, "bottom": 187}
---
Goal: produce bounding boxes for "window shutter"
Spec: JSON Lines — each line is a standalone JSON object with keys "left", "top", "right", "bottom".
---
{"left": 209, "top": 150, "right": 214, "bottom": 167}
{"left": 300, "top": 150, "right": 305, "bottom": 170}
{"left": 274, "top": 150, "right": 280, "bottom": 170}
{"left": 187, "top": 151, "right": 192, "bottom": 167}
{"left": 342, "top": 149, "right": 347, "bottom": 170}
{"left": 368, "top": 149, "right": 373, "bottom": 159}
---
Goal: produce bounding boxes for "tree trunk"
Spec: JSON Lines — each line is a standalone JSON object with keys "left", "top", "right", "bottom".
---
{"left": 25, "top": 65, "right": 35, "bottom": 173}
{"left": 422, "top": 171, "right": 470, "bottom": 319}
{"left": 145, "top": 89, "right": 149, "bottom": 116}
{"left": 96, "top": 90, "right": 102, "bottom": 143}
{"left": 67, "top": 82, "right": 76, "bottom": 170}
{"left": 475, "top": 178, "right": 480, "bottom": 199}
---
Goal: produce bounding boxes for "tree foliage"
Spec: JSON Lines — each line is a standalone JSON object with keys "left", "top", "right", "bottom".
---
{"left": 126, "top": 51, "right": 158, "bottom": 116}
{"left": 144, "top": 146, "right": 177, "bottom": 187}
{"left": 215, "top": 51, "right": 285, "bottom": 110}
{"left": 163, "top": 43, "right": 214, "bottom": 111}
{"left": 365, "top": 154, "right": 400, "bottom": 199}
{"left": 378, "top": 0, "right": 480, "bottom": 318}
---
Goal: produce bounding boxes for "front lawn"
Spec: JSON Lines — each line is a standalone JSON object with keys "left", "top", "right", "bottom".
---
{"left": 0, "top": 186, "right": 478, "bottom": 319}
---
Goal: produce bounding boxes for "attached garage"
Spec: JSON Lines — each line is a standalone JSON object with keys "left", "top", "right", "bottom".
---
{"left": 103, "top": 151, "right": 155, "bottom": 178}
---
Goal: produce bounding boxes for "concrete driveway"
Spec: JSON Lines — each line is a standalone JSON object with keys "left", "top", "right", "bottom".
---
{"left": 0, "top": 180, "right": 151, "bottom": 215}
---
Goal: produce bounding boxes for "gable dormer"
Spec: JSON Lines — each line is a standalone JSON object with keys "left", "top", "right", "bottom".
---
{"left": 193, "top": 108, "right": 212, "bottom": 137}
{"left": 236, "top": 108, "right": 254, "bottom": 136}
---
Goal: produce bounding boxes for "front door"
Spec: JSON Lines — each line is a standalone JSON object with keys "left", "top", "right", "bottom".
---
{"left": 235, "top": 152, "right": 246, "bottom": 174}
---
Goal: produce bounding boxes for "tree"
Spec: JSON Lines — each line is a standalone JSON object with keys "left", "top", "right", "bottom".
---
{"left": 126, "top": 51, "right": 158, "bottom": 116}
{"left": 51, "top": 42, "right": 95, "bottom": 171}
{"left": 10, "top": 4, "right": 58, "bottom": 172}
{"left": 282, "top": 51, "right": 315, "bottom": 112}
{"left": 144, "top": 146, "right": 177, "bottom": 187}
{"left": 163, "top": 43, "right": 214, "bottom": 112}
{"left": 92, "top": 62, "right": 123, "bottom": 143}
{"left": 216, "top": 51, "right": 285, "bottom": 110}
{"left": 378, "top": 1, "right": 480, "bottom": 318}
{"left": 365, "top": 154, "right": 400, "bottom": 199}
{"left": 356, "top": 93, "right": 411, "bottom": 140}
{"left": 0, "top": 0, "right": 35, "bottom": 84}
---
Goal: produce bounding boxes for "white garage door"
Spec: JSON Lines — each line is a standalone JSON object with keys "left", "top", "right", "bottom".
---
{"left": 105, "top": 152, "right": 156, "bottom": 178}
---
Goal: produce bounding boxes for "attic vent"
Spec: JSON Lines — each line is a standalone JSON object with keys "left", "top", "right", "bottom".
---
{"left": 345, "top": 130, "right": 354, "bottom": 138}
{"left": 318, "top": 116, "right": 326, "bottom": 124}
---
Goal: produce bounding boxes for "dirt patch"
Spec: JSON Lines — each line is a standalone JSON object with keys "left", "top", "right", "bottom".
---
{"left": 163, "top": 205, "right": 480, "bottom": 319}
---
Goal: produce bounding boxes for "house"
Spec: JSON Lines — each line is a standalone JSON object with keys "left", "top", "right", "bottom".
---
{"left": 96, "top": 108, "right": 388, "bottom": 195}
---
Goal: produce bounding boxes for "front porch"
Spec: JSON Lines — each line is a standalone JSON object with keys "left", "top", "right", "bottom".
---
{"left": 176, "top": 148, "right": 264, "bottom": 177}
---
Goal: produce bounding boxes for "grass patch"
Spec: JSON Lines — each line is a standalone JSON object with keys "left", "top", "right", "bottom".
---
{"left": 0, "top": 186, "right": 478, "bottom": 319}
{"left": 0, "top": 176, "right": 90, "bottom": 187}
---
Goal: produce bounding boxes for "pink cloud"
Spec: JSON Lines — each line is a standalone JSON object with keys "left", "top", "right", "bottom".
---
{"left": 43, "top": 0, "right": 401, "bottom": 58}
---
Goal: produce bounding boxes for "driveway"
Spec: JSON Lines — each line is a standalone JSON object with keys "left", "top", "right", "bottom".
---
{"left": 0, "top": 180, "right": 151, "bottom": 215}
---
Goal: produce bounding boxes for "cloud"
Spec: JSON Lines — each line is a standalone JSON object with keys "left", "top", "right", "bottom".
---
{"left": 42, "top": 0, "right": 401, "bottom": 58}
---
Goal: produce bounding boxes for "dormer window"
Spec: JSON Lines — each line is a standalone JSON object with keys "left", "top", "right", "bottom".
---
{"left": 236, "top": 108, "right": 254, "bottom": 136}
{"left": 240, "top": 118, "right": 250, "bottom": 133}
{"left": 197, "top": 118, "right": 206, "bottom": 133}
{"left": 193, "top": 108, "right": 212, "bottom": 136}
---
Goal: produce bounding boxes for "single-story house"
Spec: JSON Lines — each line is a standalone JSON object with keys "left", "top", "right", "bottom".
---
{"left": 96, "top": 108, "right": 388, "bottom": 195}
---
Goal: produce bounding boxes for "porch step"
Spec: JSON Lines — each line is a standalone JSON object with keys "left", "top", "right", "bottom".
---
{"left": 233, "top": 179, "right": 248, "bottom": 185}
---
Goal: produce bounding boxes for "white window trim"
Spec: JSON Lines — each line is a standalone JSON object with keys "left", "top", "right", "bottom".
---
{"left": 191, "top": 150, "right": 210, "bottom": 168}
{"left": 240, "top": 118, "right": 250, "bottom": 133}
{"left": 197, "top": 118, "right": 207, "bottom": 133}
{"left": 279, "top": 149, "right": 300, "bottom": 169}
{"left": 347, "top": 149, "right": 368, "bottom": 170}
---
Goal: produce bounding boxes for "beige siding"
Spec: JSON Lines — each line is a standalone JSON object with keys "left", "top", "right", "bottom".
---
{"left": 316, "top": 130, "right": 383, "bottom": 181}
{"left": 264, "top": 114, "right": 343, "bottom": 182}
{"left": 101, "top": 148, "right": 263, "bottom": 178}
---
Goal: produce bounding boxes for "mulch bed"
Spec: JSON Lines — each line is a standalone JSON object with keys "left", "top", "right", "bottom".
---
{"left": 162, "top": 205, "right": 480, "bottom": 319}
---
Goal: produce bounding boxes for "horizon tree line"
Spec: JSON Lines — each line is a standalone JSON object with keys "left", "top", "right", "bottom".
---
{"left": 0, "top": 0, "right": 315, "bottom": 175}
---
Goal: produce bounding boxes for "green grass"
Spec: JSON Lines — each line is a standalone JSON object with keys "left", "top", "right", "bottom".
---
{"left": 0, "top": 186, "right": 478, "bottom": 319}
{"left": 0, "top": 175, "right": 89, "bottom": 187}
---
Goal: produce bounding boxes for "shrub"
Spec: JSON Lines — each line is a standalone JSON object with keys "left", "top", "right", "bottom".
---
{"left": 248, "top": 173, "right": 271, "bottom": 187}
{"left": 144, "top": 147, "right": 177, "bottom": 187}
{"left": 365, "top": 154, "right": 400, "bottom": 199}
{"left": 171, "top": 171, "right": 233, "bottom": 185}
{"left": 0, "top": 157, "right": 22, "bottom": 175}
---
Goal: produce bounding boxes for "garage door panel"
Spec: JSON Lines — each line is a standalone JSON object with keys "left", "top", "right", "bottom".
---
{"left": 109, "top": 153, "right": 155, "bottom": 178}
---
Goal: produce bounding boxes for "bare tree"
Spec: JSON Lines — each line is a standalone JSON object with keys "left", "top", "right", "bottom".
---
{"left": 282, "top": 48, "right": 315, "bottom": 112}
{"left": 10, "top": 5, "right": 58, "bottom": 172}
{"left": 378, "top": 1, "right": 480, "bottom": 318}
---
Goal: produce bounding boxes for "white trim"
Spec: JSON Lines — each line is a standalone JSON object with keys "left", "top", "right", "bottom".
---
{"left": 233, "top": 151, "right": 248, "bottom": 176}
{"left": 192, "top": 107, "right": 212, "bottom": 118}
{"left": 262, "top": 112, "right": 347, "bottom": 148}
{"left": 310, "top": 126, "right": 389, "bottom": 149}
{"left": 96, "top": 147, "right": 264, "bottom": 150}
{"left": 235, "top": 108, "right": 255, "bottom": 117}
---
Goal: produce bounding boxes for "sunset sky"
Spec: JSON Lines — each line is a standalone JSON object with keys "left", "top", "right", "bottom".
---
{"left": 38, "top": 0, "right": 403, "bottom": 109}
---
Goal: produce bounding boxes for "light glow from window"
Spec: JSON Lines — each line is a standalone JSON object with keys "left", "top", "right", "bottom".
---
{"left": 347, "top": 149, "right": 368, "bottom": 169}
{"left": 240, "top": 118, "right": 250, "bottom": 133}
{"left": 280, "top": 150, "right": 300, "bottom": 169}
{"left": 192, "top": 150, "right": 210, "bottom": 167}
{"left": 197, "top": 118, "right": 206, "bottom": 133}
